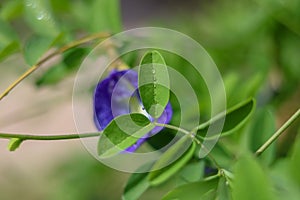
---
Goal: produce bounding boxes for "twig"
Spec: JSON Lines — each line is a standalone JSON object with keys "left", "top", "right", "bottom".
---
{"left": 0, "top": 32, "right": 110, "bottom": 101}
{"left": 255, "top": 108, "right": 300, "bottom": 156}
{"left": 154, "top": 122, "right": 222, "bottom": 169}
{"left": 0, "top": 132, "right": 100, "bottom": 140}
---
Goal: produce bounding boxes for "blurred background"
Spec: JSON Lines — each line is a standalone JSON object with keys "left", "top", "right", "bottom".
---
{"left": 0, "top": 0, "right": 299, "bottom": 199}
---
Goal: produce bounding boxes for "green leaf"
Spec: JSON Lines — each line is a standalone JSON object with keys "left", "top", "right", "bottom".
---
{"left": 196, "top": 98, "right": 256, "bottom": 139}
{"left": 271, "top": 159, "right": 300, "bottom": 200}
{"left": 0, "top": 19, "right": 19, "bottom": 61}
{"left": 138, "top": 50, "right": 170, "bottom": 119}
{"left": 248, "top": 108, "right": 276, "bottom": 165}
{"left": 209, "top": 143, "right": 234, "bottom": 169}
{"left": 123, "top": 173, "right": 149, "bottom": 200}
{"left": 24, "top": 0, "right": 60, "bottom": 37}
{"left": 201, "top": 189, "right": 218, "bottom": 200}
{"left": 178, "top": 160, "right": 205, "bottom": 184}
{"left": 35, "top": 63, "right": 68, "bottom": 86}
{"left": 162, "top": 178, "right": 219, "bottom": 200}
{"left": 35, "top": 48, "right": 89, "bottom": 86}
{"left": 98, "top": 113, "right": 155, "bottom": 158}
{"left": 122, "top": 164, "right": 152, "bottom": 200}
{"left": 290, "top": 135, "right": 300, "bottom": 187}
{"left": 216, "top": 177, "right": 231, "bottom": 200}
{"left": 0, "top": 41, "right": 19, "bottom": 62}
{"left": 90, "top": 0, "right": 121, "bottom": 33}
{"left": 0, "top": 0, "right": 24, "bottom": 21}
{"left": 148, "top": 136, "right": 196, "bottom": 186}
{"left": 23, "top": 35, "right": 57, "bottom": 65}
{"left": 63, "top": 48, "right": 89, "bottom": 71}
{"left": 232, "top": 155, "right": 276, "bottom": 200}
{"left": 8, "top": 138, "right": 23, "bottom": 151}
{"left": 146, "top": 129, "right": 176, "bottom": 150}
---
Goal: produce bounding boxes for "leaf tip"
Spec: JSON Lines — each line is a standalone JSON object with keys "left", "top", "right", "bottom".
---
{"left": 7, "top": 138, "right": 23, "bottom": 151}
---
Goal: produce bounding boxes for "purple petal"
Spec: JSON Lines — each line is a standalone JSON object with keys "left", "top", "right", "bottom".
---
{"left": 94, "top": 70, "right": 138, "bottom": 130}
{"left": 93, "top": 69, "right": 173, "bottom": 152}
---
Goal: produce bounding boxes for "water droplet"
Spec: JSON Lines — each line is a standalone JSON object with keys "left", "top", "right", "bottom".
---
{"left": 26, "top": 1, "right": 34, "bottom": 7}
{"left": 37, "top": 10, "right": 51, "bottom": 20}
{"left": 37, "top": 14, "right": 44, "bottom": 20}
{"left": 152, "top": 69, "right": 155, "bottom": 74}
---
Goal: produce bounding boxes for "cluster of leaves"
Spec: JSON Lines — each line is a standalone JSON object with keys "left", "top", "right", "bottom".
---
{"left": 125, "top": 0, "right": 300, "bottom": 198}
{"left": 94, "top": 50, "right": 256, "bottom": 199}
{"left": 96, "top": 49, "right": 299, "bottom": 200}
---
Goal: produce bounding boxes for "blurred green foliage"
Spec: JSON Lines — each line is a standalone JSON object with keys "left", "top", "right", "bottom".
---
{"left": 0, "top": 0, "right": 299, "bottom": 199}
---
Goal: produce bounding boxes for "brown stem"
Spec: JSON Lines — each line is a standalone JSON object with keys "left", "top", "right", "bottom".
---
{"left": 0, "top": 32, "right": 110, "bottom": 101}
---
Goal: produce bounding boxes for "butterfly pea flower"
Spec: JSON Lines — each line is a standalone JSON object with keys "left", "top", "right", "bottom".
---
{"left": 93, "top": 69, "right": 173, "bottom": 152}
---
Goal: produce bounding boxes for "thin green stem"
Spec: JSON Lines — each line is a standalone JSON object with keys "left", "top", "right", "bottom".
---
{"left": 220, "top": 169, "right": 234, "bottom": 183}
{"left": 154, "top": 122, "right": 221, "bottom": 169}
{"left": 0, "top": 132, "right": 100, "bottom": 140}
{"left": 154, "top": 122, "right": 190, "bottom": 135}
{"left": 255, "top": 108, "right": 300, "bottom": 156}
{"left": 154, "top": 122, "right": 201, "bottom": 144}
{"left": 203, "top": 172, "right": 221, "bottom": 182}
{"left": 206, "top": 152, "right": 221, "bottom": 170}
{"left": 203, "top": 169, "right": 234, "bottom": 183}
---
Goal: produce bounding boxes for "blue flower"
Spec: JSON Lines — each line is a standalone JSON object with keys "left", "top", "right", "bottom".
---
{"left": 93, "top": 69, "right": 173, "bottom": 152}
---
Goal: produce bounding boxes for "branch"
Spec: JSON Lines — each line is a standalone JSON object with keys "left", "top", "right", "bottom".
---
{"left": 0, "top": 132, "right": 100, "bottom": 141}
{"left": 255, "top": 108, "right": 300, "bottom": 156}
{"left": 0, "top": 32, "right": 110, "bottom": 101}
{"left": 154, "top": 122, "right": 221, "bottom": 169}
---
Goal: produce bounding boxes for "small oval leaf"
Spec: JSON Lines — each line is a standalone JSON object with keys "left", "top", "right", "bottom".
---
{"left": 197, "top": 98, "right": 256, "bottom": 139}
{"left": 162, "top": 178, "right": 219, "bottom": 200}
{"left": 35, "top": 48, "right": 89, "bottom": 86}
{"left": 8, "top": 138, "right": 23, "bottom": 151}
{"left": 98, "top": 113, "right": 155, "bottom": 158}
{"left": 138, "top": 50, "right": 170, "bottom": 119}
{"left": 178, "top": 161, "right": 205, "bottom": 184}
{"left": 148, "top": 136, "right": 196, "bottom": 186}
